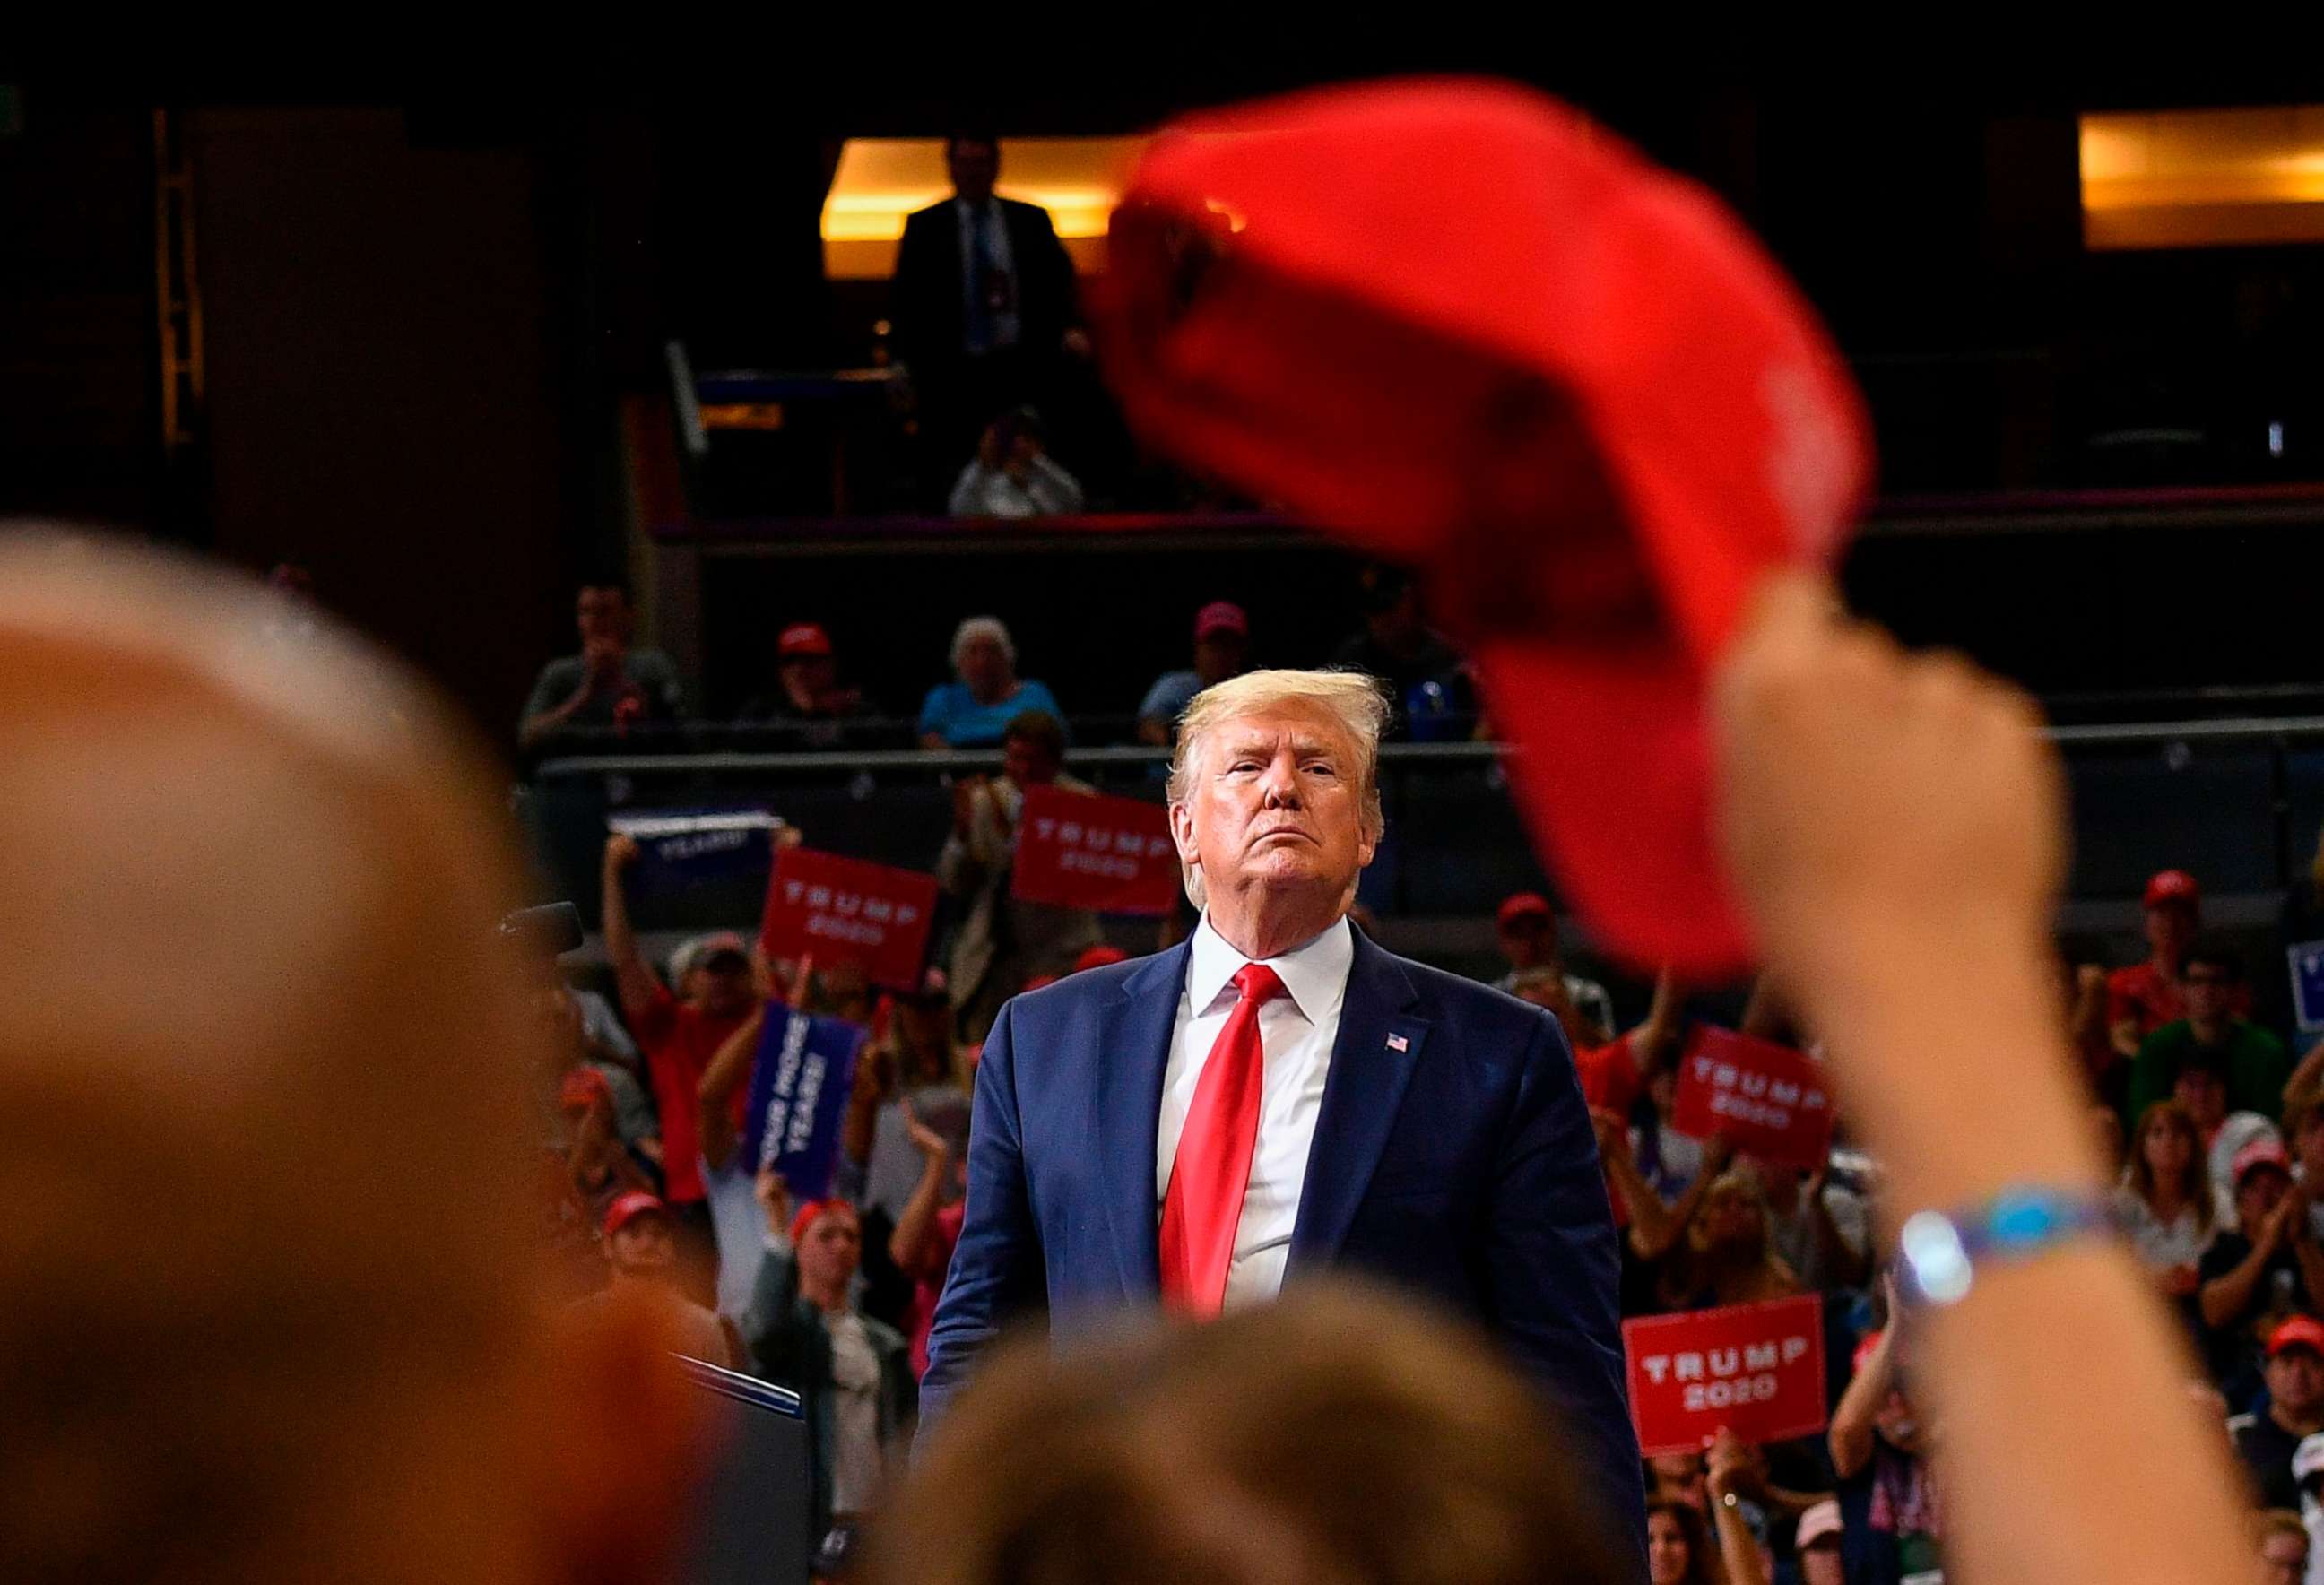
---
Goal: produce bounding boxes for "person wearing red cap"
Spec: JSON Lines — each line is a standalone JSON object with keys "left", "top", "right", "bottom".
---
{"left": 1136, "top": 601, "right": 1253, "bottom": 747}
{"left": 1071, "top": 943, "right": 1130, "bottom": 974}
{"left": 2107, "top": 870, "right": 2207, "bottom": 1060}
{"left": 575, "top": 1192, "right": 735, "bottom": 1369}
{"left": 1493, "top": 889, "right": 1615, "bottom": 1042}
{"left": 2198, "top": 1137, "right": 2324, "bottom": 1398}
{"left": 742, "top": 1181, "right": 915, "bottom": 1551}
{"left": 737, "top": 621, "right": 871, "bottom": 743}
{"left": 2231, "top": 1318, "right": 2324, "bottom": 1509}
{"left": 602, "top": 835, "right": 767, "bottom": 1302}
{"left": 1830, "top": 1306, "right": 1943, "bottom": 1581}
{"left": 2126, "top": 941, "right": 2292, "bottom": 1131}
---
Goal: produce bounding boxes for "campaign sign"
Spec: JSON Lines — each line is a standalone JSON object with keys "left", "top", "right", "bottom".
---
{"left": 607, "top": 807, "right": 782, "bottom": 897}
{"left": 1010, "top": 784, "right": 1179, "bottom": 915}
{"left": 739, "top": 1008, "right": 868, "bottom": 1201}
{"left": 759, "top": 848, "right": 939, "bottom": 992}
{"left": 2291, "top": 940, "right": 2324, "bottom": 1034}
{"left": 1670, "top": 1026, "right": 1836, "bottom": 1170}
{"left": 1623, "top": 1295, "right": 1827, "bottom": 1456}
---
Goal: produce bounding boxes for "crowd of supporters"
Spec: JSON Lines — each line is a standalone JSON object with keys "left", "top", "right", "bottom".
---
{"left": 538, "top": 693, "right": 2324, "bottom": 1584}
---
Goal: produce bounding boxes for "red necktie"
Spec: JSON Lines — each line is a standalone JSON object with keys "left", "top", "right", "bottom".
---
{"left": 1158, "top": 962, "right": 1288, "bottom": 1315}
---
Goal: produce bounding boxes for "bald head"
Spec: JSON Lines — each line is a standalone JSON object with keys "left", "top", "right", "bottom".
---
{"left": 0, "top": 533, "right": 698, "bottom": 1581}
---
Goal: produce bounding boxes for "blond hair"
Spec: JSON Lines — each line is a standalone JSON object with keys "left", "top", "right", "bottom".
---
{"left": 1166, "top": 668, "right": 1389, "bottom": 908}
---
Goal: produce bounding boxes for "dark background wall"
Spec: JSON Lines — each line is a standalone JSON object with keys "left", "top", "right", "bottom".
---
{"left": 189, "top": 108, "right": 575, "bottom": 739}
{"left": 7, "top": 61, "right": 2324, "bottom": 749}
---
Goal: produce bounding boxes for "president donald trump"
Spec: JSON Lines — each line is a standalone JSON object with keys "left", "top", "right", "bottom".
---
{"left": 924, "top": 668, "right": 1643, "bottom": 1547}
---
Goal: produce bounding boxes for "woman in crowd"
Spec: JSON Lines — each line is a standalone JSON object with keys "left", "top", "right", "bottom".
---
{"left": 1653, "top": 1168, "right": 1801, "bottom": 1312}
{"left": 916, "top": 616, "right": 1064, "bottom": 749}
{"left": 742, "top": 1179, "right": 917, "bottom": 1549}
{"left": 2116, "top": 1099, "right": 2225, "bottom": 1304}
{"left": 1646, "top": 1501, "right": 1721, "bottom": 1585}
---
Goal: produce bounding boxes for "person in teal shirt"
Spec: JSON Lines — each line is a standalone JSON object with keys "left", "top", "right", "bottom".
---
{"left": 918, "top": 615, "right": 1064, "bottom": 749}
{"left": 2125, "top": 943, "right": 2292, "bottom": 1127}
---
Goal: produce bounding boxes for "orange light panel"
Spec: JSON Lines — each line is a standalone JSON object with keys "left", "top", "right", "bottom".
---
{"left": 2081, "top": 106, "right": 2324, "bottom": 249}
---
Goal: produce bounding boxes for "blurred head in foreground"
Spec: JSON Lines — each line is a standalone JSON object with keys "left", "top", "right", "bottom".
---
{"left": 0, "top": 530, "right": 706, "bottom": 1582}
{"left": 874, "top": 1281, "right": 1631, "bottom": 1585}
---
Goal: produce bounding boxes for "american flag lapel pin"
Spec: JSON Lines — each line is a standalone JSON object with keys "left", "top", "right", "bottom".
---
{"left": 1385, "top": 1033, "right": 1409, "bottom": 1052}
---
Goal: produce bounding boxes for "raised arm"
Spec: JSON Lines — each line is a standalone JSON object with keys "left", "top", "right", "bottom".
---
{"left": 598, "top": 834, "right": 660, "bottom": 1020}
{"left": 1826, "top": 1294, "right": 1896, "bottom": 1480}
{"left": 1712, "top": 574, "right": 2251, "bottom": 1585}
{"left": 888, "top": 1102, "right": 957, "bottom": 1278}
{"left": 697, "top": 1001, "right": 766, "bottom": 1173}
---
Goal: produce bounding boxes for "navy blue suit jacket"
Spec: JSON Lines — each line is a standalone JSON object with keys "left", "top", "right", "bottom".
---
{"left": 923, "top": 928, "right": 1646, "bottom": 1564}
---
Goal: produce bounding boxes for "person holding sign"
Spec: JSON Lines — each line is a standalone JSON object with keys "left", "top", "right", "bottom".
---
{"left": 936, "top": 708, "right": 1102, "bottom": 1040}
{"left": 924, "top": 666, "right": 1645, "bottom": 1561}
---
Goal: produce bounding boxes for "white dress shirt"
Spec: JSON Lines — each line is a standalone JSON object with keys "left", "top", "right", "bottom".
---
{"left": 1157, "top": 914, "right": 1354, "bottom": 1310}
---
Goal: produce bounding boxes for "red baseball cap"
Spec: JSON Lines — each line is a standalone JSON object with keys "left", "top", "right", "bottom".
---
{"left": 1496, "top": 891, "right": 1555, "bottom": 930}
{"left": 789, "top": 1199, "right": 848, "bottom": 1246}
{"left": 778, "top": 622, "right": 834, "bottom": 660}
{"left": 1073, "top": 944, "right": 1132, "bottom": 974}
{"left": 2233, "top": 1136, "right": 2292, "bottom": 1185}
{"left": 1095, "top": 80, "right": 1872, "bottom": 975}
{"left": 1193, "top": 601, "right": 1249, "bottom": 640}
{"left": 2144, "top": 870, "right": 2200, "bottom": 910}
{"left": 602, "top": 1191, "right": 669, "bottom": 1239}
{"left": 2270, "top": 1316, "right": 2324, "bottom": 1358}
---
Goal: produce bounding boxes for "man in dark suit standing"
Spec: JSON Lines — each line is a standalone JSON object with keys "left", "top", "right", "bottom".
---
{"left": 924, "top": 667, "right": 1645, "bottom": 1574}
{"left": 891, "top": 134, "right": 1080, "bottom": 506}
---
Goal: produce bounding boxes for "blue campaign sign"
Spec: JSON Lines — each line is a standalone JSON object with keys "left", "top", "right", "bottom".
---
{"left": 740, "top": 1009, "right": 867, "bottom": 1200}
{"left": 607, "top": 808, "right": 783, "bottom": 897}
{"left": 2290, "top": 940, "right": 2324, "bottom": 1034}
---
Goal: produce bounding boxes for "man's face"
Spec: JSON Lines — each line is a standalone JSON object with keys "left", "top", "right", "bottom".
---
{"left": 698, "top": 952, "right": 756, "bottom": 1018}
{"left": 2174, "top": 1069, "right": 2227, "bottom": 1132}
{"left": 2241, "top": 1168, "right": 2292, "bottom": 1231}
{"left": 796, "top": 1206, "right": 863, "bottom": 1294}
{"left": 2268, "top": 1347, "right": 2324, "bottom": 1418}
{"left": 609, "top": 1215, "right": 675, "bottom": 1279}
{"left": 1002, "top": 733, "right": 1061, "bottom": 789}
{"left": 576, "top": 587, "right": 631, "bottom": 647}
{"left": 2183, "top": 961, "right": 2235, "bottom": 1026}
{"left": 2146, "top": 900, "right": 2197, "bottom": 962}
{"left": 1193, "top": 631, "right": 1246, "bottom": 687}
{"left": 947, "top": 138, "right": 1000, "bottom": 204}
{"left": 1172, "top": 703, "right": 1376, "bottom": 914}
{"left": 783, "top": 654, "right": 835, "bottom": 697}
{"left": 1498, "top": 915, "right": 1554, "bottom": 971}
{"left": 958, "top": 635, "right": 1010, "bottom": 693}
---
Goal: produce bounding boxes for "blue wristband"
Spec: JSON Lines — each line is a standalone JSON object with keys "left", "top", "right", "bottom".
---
{"left": 1895, "top": 1187, "right": 2118, "bottom": 1307}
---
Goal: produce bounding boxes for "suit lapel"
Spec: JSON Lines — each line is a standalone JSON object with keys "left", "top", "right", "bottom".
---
{"left": 1288, "top": 932, "right": 1428, "bottom": 1274}
{"left": 1093, "top": 942, "right": 1190, "bottom": 1299}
